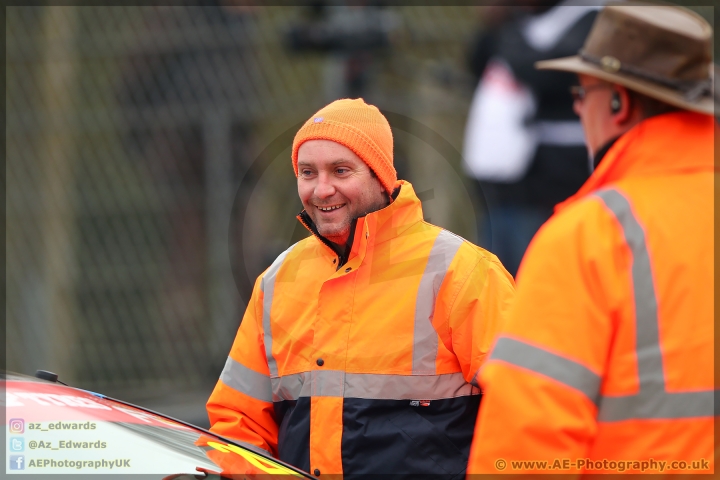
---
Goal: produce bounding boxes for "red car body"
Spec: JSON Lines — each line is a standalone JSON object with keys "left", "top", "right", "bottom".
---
{"left": 3, "top": 372, "right": 313, "bottom": 478}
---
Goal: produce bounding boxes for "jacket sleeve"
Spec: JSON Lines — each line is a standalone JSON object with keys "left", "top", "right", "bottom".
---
{"left": 207, "top": 275, "right": 279, "bottom": 455}
{"left": 436, "top": 245, "right": 516, "bottom": 385}
{"left": 467, "top": 199, "right": 626, "bottom": 474}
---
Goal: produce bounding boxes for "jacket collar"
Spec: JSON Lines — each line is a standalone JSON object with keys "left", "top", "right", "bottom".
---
{"left": 557, "top": 111, "right": 716, "bottom": 213}
{"left": 297, "top": 180, "right": 424, "bottom": 267}
{"left": 592, "top": 135, "right": 620, "bottom": 170}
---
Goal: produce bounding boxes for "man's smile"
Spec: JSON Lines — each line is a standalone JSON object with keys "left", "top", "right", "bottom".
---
{"left": 316, "top": 203, "right": 346, "bottom": 212}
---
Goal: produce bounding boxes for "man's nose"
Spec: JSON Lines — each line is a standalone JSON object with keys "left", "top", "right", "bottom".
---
{"left": 314, "top": 173, "right": 336, "bottom": 198}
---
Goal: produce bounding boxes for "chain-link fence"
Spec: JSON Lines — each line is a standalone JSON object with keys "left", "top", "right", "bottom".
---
{"left": 6, "top": 5, "right": 484, "bottom": 425}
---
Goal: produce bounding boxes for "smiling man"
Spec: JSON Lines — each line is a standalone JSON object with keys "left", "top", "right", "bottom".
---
{"left": 207, "top": 98, "right": 515, "bottom": 477}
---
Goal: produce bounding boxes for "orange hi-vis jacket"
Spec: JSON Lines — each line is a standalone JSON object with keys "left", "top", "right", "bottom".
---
{"left": 468, "top": 111, "right": 716, "bottom": 475}
{"left": 207, "top": 180, "right": 515, "bottom": 477}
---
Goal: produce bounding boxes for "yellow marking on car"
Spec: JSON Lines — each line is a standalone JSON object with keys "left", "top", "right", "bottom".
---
{"left": 207, "top": 441, "right": 303, "bottom": 477}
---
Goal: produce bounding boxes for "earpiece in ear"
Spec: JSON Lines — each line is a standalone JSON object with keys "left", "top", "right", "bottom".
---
{"left": 610, "top": 91, "right": 621, "bottom": 113}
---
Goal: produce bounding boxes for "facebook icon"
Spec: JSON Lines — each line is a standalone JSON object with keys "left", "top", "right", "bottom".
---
{"left": 9, "top": 455, "right": 24, "bottom": 470}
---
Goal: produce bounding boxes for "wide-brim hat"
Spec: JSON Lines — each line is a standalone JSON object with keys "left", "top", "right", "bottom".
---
{"left": 536, "top": 2, "right": 715, "bottom": 115}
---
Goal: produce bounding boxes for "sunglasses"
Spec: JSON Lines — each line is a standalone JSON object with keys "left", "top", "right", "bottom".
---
{"left": 570, "top": 83, "right": 614, "bottom": 101}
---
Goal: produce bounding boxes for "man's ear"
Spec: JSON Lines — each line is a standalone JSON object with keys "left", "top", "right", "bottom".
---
{"left": 611, "top": 85, "right": 633, "bottom": 125}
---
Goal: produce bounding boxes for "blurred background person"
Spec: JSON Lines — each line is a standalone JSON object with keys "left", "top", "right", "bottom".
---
{"left": 462, "top": 0, "right": 603, "bottom": 276}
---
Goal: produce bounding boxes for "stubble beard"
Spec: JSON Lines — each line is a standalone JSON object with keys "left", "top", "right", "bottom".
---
{"left": 315, "top": 215, "right": 352, "bottom": 244}
{"left": 313, "top": 196, "right": 388, "bottom": 245}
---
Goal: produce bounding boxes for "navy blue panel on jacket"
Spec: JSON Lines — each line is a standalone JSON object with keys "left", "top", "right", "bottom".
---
{"left": 341, "top": 395, "right": 481, "bottom": 479}
{"left": 274, "top": 398, "right": 310, "bottom": 473}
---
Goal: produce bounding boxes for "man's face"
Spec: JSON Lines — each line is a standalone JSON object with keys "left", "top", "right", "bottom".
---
{"left": 297, "top": 139, "right": 388, "bottom": 246}
{"left": 573, "top": 74, "right": 616, "bottom": 157}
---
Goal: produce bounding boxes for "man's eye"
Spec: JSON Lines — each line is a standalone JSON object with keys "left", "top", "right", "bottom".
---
{"left": 300, "top": 170, "right": 313, "bottom": 176}
{"left": 336, "top": 168, "right": 348, "bottom": 174}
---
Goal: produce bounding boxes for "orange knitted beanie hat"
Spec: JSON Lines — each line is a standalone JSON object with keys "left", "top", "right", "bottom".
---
{"left": 292, "top": 98, "right": 397, "bottom": 194}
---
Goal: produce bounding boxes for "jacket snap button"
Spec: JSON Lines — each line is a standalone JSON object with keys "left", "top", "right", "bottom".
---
{"left": 345, "top": 267, "right": 351, "bottom": 272}
{"left": 316, "top": 358, "right": 324, "bottom": 367}
{"left": 314, "top": 469, "right": 321, "bottom": 476}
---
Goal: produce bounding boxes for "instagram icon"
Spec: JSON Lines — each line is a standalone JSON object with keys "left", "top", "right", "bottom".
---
{"left": 8, "top": 418, "right": 24, "bottom": 434}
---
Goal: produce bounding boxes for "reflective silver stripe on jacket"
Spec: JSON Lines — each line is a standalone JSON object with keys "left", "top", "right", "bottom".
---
{"left": 412, "top": 230, "right": 464, "bottom": 375}
{"left": 260, "top": 243, "right": 297, "bottom": 379}
{"left": 594, "top": 188, "right": 715, "bottom": 420}
{"left": 271, "top": 371, "right": 477, "bottom": 402}
{"left": 220, "top": 356, "right": 273, "bottom": 403}
{"left": 487, "top": 188, "right": 715, "bottom": 420}
{"left": 489, "top": 337, "right": 601, "bottom": 405}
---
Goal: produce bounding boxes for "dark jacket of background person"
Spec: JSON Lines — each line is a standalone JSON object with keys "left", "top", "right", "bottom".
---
{"left": 462, "top": 2, "right": 601, "bottom": 275}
